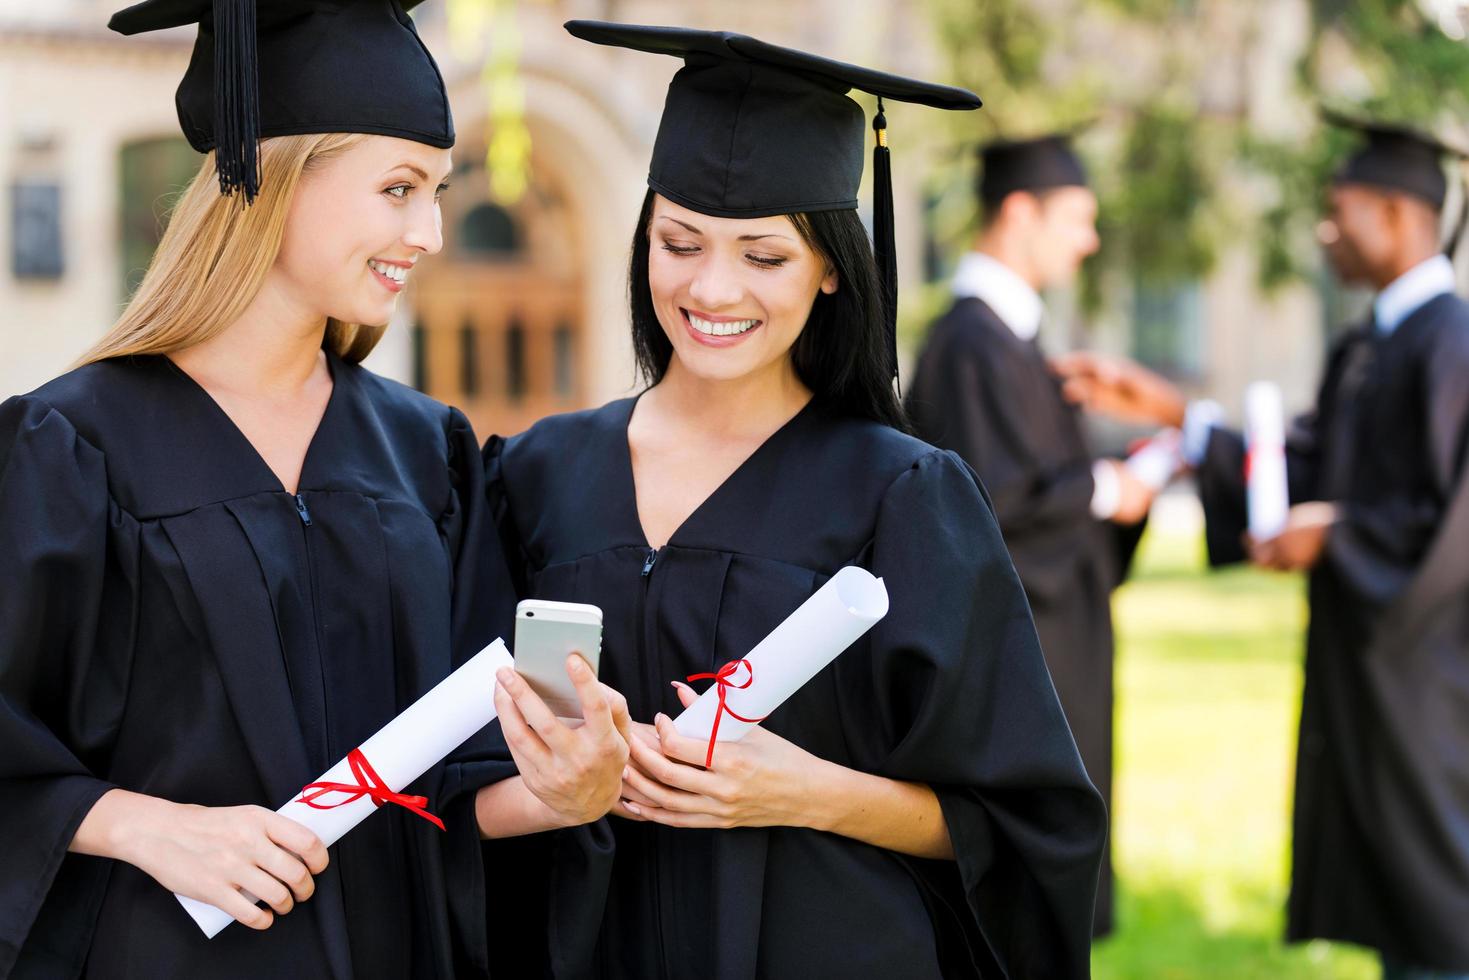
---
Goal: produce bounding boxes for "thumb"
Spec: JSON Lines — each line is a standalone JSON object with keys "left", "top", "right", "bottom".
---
{"left": 671, "top": 680, "right": 699, "bottom": 709}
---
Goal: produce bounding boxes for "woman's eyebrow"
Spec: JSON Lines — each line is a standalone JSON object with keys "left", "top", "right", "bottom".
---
{"left": 388, "top": 163, "right": 454, "bottom": 182}
{"left": 660, "top": 216, "right": 703, "bottom": 234}
{"left": 659, "top": 215, "right": 790, "bottom": 242}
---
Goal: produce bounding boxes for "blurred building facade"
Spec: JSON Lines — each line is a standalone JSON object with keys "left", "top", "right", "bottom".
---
{"left": 2, "top": 0, "right": 1339, "bottom": 437}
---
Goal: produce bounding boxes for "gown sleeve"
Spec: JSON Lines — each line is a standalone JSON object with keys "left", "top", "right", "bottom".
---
{"left": 852, "top": 449, "right": 1106, "bottom": 978}
{"left": 434, "top": 412, "right": 524, "bottom": 977}
{"left": 466, "top": 434, "right": 615, "bottom": 980}
{"left": 1325, "top": 324, "right": 1469, "bottom": 605}
{"left": 0, "top": 396, "right": 134, "bottom": 979}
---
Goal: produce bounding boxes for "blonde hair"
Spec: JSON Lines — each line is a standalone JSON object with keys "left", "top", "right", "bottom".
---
{"left": 81, "top": 131, "right": 384, "bottom": 366}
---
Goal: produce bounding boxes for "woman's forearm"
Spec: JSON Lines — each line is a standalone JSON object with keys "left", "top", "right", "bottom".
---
{"left": 805, "top": 761, "right": 954, "bottom": 860}
{"left": 474, "top": 775, "right": 578, "bottom": 839}
{"left": 70, "top": 788, "right": 166, "bottom": 862}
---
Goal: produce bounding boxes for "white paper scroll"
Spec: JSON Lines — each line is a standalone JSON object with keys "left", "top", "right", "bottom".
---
{"left": 178, "top": 638, "right": 515, "bottom": 938}
{"left": 1124, "top": 427, "right": 1184, "bottom": 491}
{"left": 674, "top": 567, "right": 889, "bottom": 748}
{"left": 1244, "top": 381, "right": 1290, "bottom": 540}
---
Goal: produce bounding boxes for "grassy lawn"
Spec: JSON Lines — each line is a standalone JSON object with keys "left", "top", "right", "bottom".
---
{"left": 1091, "top": 527, "right": 1378, "bottom": 979}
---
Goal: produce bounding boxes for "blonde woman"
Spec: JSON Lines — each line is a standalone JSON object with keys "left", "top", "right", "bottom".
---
{"left": 0, "top": 3, "right": 627, "bottom": 978}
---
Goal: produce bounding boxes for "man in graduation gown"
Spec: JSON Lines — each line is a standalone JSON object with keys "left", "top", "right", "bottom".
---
{"left": 1052, "top": 115, "right": 1469, "bottom": 978}
{"left": 905, "top": 134, "right": 1160, "bottom": 937}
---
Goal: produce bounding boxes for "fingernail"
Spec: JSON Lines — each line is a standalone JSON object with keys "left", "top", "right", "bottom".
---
{"left": 624, "top": 801, "right": 641, "bottom": 815}
{"left": 623, "top": 767, "right": 632, "bottom": 781}
{"left": 568, "top": 656, "right": 584, "bottom": 673}
{"left": 655, "top": 713, "right": 670, "bottom": 726}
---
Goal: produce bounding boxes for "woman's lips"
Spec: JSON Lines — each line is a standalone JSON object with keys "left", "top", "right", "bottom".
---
{"left": 681, "top": 307, "right": 763, "bottom": 347}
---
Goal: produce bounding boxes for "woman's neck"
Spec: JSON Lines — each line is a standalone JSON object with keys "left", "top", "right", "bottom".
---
{"left": 645, "top": 356, "right": 812, "bottom": 442}
{"left": 171, "top": 278, "right": 329, "bottom": 397}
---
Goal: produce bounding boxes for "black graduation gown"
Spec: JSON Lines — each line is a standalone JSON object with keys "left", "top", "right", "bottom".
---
{"left": 905, "top": 297, "right": 1141, "bottom": 936}
{"left": 1195, "top": 294, "right": 1469, "bottom": 970}
{"left": 485, "top": 396, "right": 1106, "bottom": 979}
{"left": 0, "top": 353, "right": 514, "bottom": 980}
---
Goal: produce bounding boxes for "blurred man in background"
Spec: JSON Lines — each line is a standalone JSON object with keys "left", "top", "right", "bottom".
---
{"left": 905, "top": 134, "right": 1164, "bottom": 938}
{"left": 1055, "top": 117, "right": 1469, "bottom": 979}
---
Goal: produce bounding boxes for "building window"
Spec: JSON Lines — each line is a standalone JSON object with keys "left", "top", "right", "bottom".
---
{"left": 505, "top": 317, "right": 527, "bottom": 401}
{"left": 118, "top": 137, "right": 200, "bottom": 297}
{"left": 459, "top": 202, "right": 520, "bottom": 258}
{"left": 411, "top": 322, "right": 428, "bottom": 392}
{"left": 11, "top": 182, "right": 64, "bottom": 280}
{"left": 1131, "top": 277, "right": 1205, "bottom": 379}
{"left": 460, "top": 320, "right": 480, "bottom": 397}
{"left": 553, "top": 321, "right": 576, "bottom": 399}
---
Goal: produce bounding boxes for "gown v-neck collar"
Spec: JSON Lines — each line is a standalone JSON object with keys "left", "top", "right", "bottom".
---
{"left": 161, "top": 350, "right": 345, "bottom": 496}
{"left": 617, "top": 392, "right": 821, "bottom": 551}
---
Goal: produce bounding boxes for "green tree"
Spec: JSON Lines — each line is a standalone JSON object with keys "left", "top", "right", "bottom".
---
{"left": 1250, "top": 0, "right": 1469, "bottom": 290}
{"left": 922, "top": 0, "right": 1224, "bottom": 319}
{"left": 924, "top": 0, "right": 1469, "bottom": 306}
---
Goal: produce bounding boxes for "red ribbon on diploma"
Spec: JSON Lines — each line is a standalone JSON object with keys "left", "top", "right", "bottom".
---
{"left": 686, "top": 659, "right": 767, "bottom": 768}
{"left": 297, "top": 748, "right": 445, "bottom": 831}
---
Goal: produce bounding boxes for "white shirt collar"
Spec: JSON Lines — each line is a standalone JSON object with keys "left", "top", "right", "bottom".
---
{"left": 951, "top": 251, "right": 1044, "bottom": 342}
{"left": 1373, "top": 254, "right": 1456, "bottom": 334}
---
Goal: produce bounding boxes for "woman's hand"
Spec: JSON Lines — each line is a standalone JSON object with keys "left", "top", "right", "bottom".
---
{"left": 615, "top": 682, "right": 828, "bottom": 830}
{"left": 613, "top": 683, "right": 954, "bottom": 859}
{"left": 72, "top": 789, "right": 328, "bottom": 930}
{"left": 492, "top": 655, "right": 631, "bottom": 828}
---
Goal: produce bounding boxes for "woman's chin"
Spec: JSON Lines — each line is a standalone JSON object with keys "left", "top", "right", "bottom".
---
{"left": 332, "top": 304, "right": 393, "bottom": 329}
{"left": 672, "top": 348, "right": 766, "bottom": 384}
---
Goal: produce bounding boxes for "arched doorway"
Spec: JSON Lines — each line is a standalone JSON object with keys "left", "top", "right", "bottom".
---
{"left": 411, "top": 140, "right": 586, "bottom": 438}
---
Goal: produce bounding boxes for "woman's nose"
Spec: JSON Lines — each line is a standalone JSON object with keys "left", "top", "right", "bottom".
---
{"left": 687, "top": 258, "right": 745, "bottom": 310}
{"left": 403, "top": 200, "right": 445, "bottom": 255}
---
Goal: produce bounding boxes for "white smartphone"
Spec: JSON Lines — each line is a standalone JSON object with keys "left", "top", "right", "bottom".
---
{"left": 513, "top": 599, "right": 604, "bottom": 720}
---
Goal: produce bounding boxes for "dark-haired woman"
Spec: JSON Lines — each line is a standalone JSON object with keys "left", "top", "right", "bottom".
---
{"left": 483, "top": 22, "right": 1107, "bottom": 979}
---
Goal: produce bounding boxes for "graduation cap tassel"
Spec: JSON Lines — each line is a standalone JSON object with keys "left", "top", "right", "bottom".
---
{"left": 213, "top": 0, "right": 261, "bottom": 203}
{"left": 872, "top": 97, "right": 899, "bottom": 383}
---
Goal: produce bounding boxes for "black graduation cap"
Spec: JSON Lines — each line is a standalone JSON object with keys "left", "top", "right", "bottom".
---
{"left": 109, "top": 0, "right": 453, "bottom": 204}
{"left": 564, "top": 20, "right": 982, "bottom": 379}
{"left": 1324, "top": 109, "right": 1467, "bottom": 210}
{"left": 977, "top": 132, "right": 1089, "bottom": 206}
{"left": 1324, "top": 108, "right": 1469, "bottom": 256}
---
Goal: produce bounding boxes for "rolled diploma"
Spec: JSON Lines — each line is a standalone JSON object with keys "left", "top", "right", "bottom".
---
{"left": 1124, "top": 427, "right": 1184, "bottom": 491}
{"left": 177, "top": 638, "right": 515, "bottom": 938}
{"left": 674, "top": 566, "right": 889, "bottom": 744}
{"left": 1245, "top": 381, "right": 1290, "bottom": 540}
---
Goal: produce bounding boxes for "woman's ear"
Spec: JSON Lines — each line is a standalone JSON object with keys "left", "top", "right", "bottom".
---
{"left": 820, "top": 265, "right": 839, "bottom": 295}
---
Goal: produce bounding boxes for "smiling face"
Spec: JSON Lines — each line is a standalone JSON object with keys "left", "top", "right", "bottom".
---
{"left": 270, "top": 135, "right": 452, "bottom": 327}
{"left": 646, "top": 194, "right": 839, "bottom": 384}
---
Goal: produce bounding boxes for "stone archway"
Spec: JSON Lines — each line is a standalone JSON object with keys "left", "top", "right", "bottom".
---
{"left": 411, "top": 130, "right": 587, "bottom": 437}
{"left": 407, "top": 64, "right": 649, "bottom": 438}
